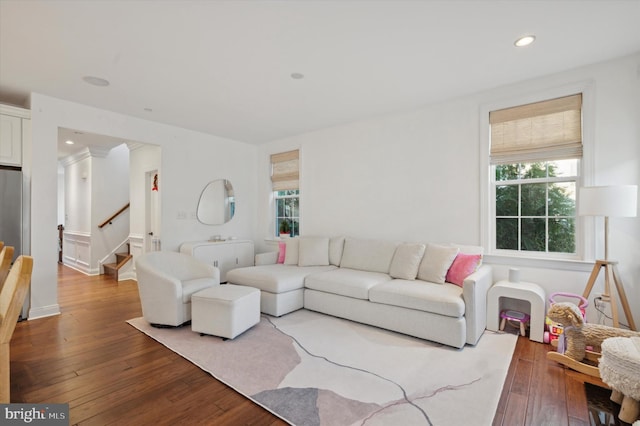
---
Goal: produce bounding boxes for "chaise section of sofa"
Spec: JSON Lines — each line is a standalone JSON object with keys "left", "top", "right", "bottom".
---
{"left": 226, "top": 263, "right": 336, "bottom": 316}
{"left": 227, "top": 236, "right": 493, "bottom": 348}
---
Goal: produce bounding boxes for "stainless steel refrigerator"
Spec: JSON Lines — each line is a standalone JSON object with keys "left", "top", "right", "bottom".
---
{"left": 0, "top": 166, "right": 22, "bottom": 263}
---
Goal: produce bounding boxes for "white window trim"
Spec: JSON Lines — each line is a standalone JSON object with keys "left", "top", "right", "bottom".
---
{"left": 479, "top": 81, "right": 596, "bottom": 270}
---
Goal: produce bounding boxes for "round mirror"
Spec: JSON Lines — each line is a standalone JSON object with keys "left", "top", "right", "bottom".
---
{"left": 196, "top": 179, "right": 235, "bottom": 225}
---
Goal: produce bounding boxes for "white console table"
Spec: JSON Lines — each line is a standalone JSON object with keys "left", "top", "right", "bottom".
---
{"left": 487, "top": 280, "right": 546, "bottom": 343}
{"left": 180, "top": 240, "right": 254, "bottom": 283}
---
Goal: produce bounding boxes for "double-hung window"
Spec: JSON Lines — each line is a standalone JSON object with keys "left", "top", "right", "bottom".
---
{"left": 271, "top": 150, "right": 300, "bottom": 237}
{"left": 489, "top": 94, "right": 583, "bottom": 257}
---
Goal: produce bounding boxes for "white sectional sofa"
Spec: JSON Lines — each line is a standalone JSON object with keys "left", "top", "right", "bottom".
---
{"left": 226, "top": 236, "right": 493, "bottom": 348}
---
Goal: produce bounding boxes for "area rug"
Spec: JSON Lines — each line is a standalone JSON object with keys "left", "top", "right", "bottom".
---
{"left": 127, "top": 310, "right": 517, "bottom": 426}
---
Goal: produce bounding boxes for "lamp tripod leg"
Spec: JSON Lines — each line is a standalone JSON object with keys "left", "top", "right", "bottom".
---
{"left": 604, "top": 264, "right": 620, "bottom": 328}
{"left": 611, "top": 264, "right": 637, "bottom": 331}
{"left": 582, "top": 261, "right": 603, "bottom": 300}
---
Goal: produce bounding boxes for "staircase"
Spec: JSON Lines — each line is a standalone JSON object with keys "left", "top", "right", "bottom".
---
{"left": 103, "top": 244, "right": 132, "bottom": 282}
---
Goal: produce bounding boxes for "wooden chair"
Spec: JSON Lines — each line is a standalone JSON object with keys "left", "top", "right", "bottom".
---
{"left": 0, "top": 245, "right": 15, "bottom": 293}
{"left": 0, "top": 255, "right": 33, "bottom": 403}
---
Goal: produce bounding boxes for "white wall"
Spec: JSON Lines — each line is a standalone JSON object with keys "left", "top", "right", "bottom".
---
{"left": 28, "top": 94, "right": 258, "bottom": 319}
{"left": 63, "top": 155, "right": 92, "bottom": 233}
{"left": 129, "top": 143, "right": 162, "bottom": 240}
{"left": 259, "top": 53, "right": 640, "bottom": 325}
{"left": 91, "top": 144, "right": 130, "bottom": 270}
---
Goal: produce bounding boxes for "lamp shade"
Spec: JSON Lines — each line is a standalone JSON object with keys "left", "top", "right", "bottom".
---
{"left": 578, "top": 185, "right": 638, "bottom": 217}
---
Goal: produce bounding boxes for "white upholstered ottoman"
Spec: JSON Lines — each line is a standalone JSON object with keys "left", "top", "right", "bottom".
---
{"left": 599, "top": 336, "right": 640, "bottom": 424}
{"left": 191, "top": 284, "right": 260, "bottom": 339}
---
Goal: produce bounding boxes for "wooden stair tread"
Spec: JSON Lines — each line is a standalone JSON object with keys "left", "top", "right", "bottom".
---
{"left": 103, "top": 252, "right": 133, "bottom": 282}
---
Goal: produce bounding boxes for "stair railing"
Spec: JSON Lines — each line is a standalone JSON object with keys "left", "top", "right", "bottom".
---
{"left": 98, "top": 203, "right": 130, "bottom": 229}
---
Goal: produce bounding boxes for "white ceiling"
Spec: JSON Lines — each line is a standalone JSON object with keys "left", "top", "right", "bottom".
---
{"left": 1, "top": 1, "right": 639, "bottom": 145}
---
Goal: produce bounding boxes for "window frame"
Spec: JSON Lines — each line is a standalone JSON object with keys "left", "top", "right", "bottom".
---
{"left": 491, "top": 160, "right": 580, "bottom": 259}
{"left": 480, "top": 82, "right": 596, "bottom": 266}
{"left": 274, "top": 189, "right": 300, "bottom": 238}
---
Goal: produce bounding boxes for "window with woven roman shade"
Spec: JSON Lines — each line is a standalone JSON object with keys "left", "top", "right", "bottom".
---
{"left": 271, "top": 149, "right": 299, "bottom": 191}
{"left": 488, "top": 92, "right": 584, "bottom": 258}
{"left": 489, "top": 94, "right": 582, "bottom": 165}
{"left": 272, "top": 149, "right": 300, "bottom": 237}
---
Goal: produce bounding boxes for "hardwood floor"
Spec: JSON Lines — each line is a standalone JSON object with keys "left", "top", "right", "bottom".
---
{"left": 9, "top": 265, "right": 614, "bottom": 425}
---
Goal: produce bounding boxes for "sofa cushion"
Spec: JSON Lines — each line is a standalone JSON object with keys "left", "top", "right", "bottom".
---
{"left": 417, "top": 244, "right": 459, "bottom": 284}
{"left": 298, "top": 237, "right": 330, "bottom": 266}
{"left": 305, "top": 268, "right": 392, "bottom": 300}
{"left": 226, "top": 264, "right": 336, "bottom": 293}
{"left": 389, "top": 243, "right": 426, "bottom": 280}
{"left": 329, "top": 236, "right": 345, "bottom": 266}
{"left": 284, "top": 238, "right": 299, "bottom": 265}
{"left": 369, "top": 279, "right": 465, "bottom": 318}
{"left": 339, "top": 238, "right": 398, "bottom": 274}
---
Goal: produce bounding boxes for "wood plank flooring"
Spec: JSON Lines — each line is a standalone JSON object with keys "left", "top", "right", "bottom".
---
{"left": 8, "top": 265, "right": 614, "bottom": 425}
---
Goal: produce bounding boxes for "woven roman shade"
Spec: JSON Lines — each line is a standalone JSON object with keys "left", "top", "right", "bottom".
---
{"left": 490, "top": 94, "right": 582, "bottom": 165}
{"left": 271, "top": 149, "right": 299, "bottom": 191}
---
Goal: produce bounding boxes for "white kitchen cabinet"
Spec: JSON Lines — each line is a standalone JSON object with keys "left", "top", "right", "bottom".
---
{"left": 179, "top": 240, "right": 254, "bottom": 282}
{"left": 0, "top": 105, "right": 29, "bottom": 167}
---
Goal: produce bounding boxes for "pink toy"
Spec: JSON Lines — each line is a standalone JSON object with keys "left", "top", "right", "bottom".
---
{"left": 544, "top": 292, "right": 588, "bottom": 344}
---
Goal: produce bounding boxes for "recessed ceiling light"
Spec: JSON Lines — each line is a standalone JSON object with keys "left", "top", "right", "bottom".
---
{"left": 82, "top": 75, "right": 110, "bottom": 87}
{"left": 291, "top": 72, "right": 304, "bottom": 80}
{"left": 514, "top": 35, "right": 536, "bottom": 47}
{"left": 65, "top": 140, "right": 74, "bottom": 145}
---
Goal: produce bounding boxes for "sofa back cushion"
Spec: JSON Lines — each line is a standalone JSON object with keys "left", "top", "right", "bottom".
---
{"left": 449, "top": 243, "right": 484, "bottom": 256}
{"left": 340, "top": 238, "right": 399, "bottom": 273}
{"left": 283, "top": 238, "right": 299, "bottom": 265}
{"left": 329, "top": 236, "right": 345, "bottom": 266}
{"left": 389, "top": 243, "right": 426, "bottom": 280}
{"left": 298, "top": 237, "right": 330, "bottom": 266}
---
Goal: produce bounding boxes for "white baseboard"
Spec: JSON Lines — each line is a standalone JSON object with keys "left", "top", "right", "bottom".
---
{"left": 118, "top": 270, "right": 137, "bottom": 281}
{"left": 28, "top": 304, "right": 61, "bottom": 320}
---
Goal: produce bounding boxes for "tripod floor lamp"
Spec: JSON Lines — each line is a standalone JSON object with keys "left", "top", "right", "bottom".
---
{"left": 579, "top": 185, "right": 638, "bottom": 331}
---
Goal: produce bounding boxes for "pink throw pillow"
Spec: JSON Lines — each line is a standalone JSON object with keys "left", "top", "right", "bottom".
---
{"left": 277, "top": 242, "right": 286, "bottom": 264}
{"left": 446, "top": 253, "right": 482, "bottom": 287}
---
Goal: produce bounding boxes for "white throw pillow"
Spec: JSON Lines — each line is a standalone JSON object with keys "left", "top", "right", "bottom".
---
{"left": 389, "top": 243, "right": 426, "bottom": 280}
{"left": 298, "top": 237, "right": 330, "bottom": 266}
{"left": 284, "top": 238, "right": 299, "bottom": 265}
{"left": 417, "top": 244, "right": 459, "bottom": 284}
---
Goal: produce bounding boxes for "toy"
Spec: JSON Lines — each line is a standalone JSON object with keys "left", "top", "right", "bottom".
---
{"left": 545, "top": 302, "right": 640, "bottom": 378}
{"left": 543, "top": 292, "right": 588, "bottom": 344}
{"left": 500, "top": 310, "right": 530, "bottom": 337}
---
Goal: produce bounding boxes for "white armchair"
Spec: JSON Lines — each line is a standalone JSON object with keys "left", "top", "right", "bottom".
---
{"left": 135, "top": 251, "right": 220, "bottom": 327}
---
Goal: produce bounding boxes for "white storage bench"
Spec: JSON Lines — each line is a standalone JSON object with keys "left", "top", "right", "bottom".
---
{"left": 191, "top": 284, "right": 260, "bottom": 339}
